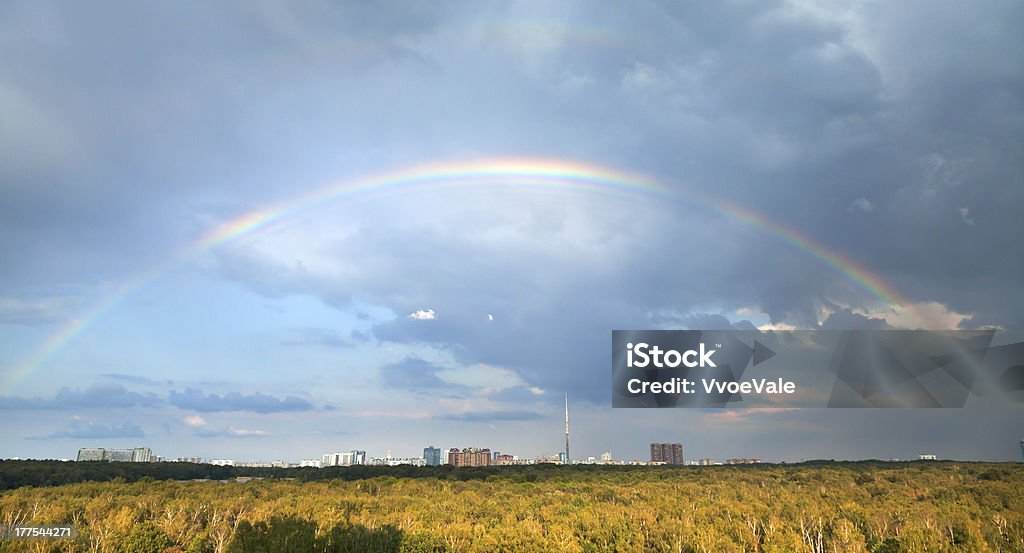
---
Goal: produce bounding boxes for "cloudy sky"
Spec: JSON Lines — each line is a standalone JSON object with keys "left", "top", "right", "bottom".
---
{"left": 1, "top": 1, "right": 1022, "bottom": 463}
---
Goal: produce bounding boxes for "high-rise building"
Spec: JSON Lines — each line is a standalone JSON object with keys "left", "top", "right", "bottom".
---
{"left": 446, "top": 447, "right": 492, "bottom": 467}
{"left": 76, "top": 447, "right": 152, "bottom": 463}
{"left": 423, "top": 446, "right": 441, "bottom": 466}
{"left": 321, "top": 450, "right": 366, "bottom": 467}
{"left": 76, "top": 448, "right": 105, "bottom": 461}
{"left": 130, "top": 448, "right": 152, "bottom": 463}
{"left": 650, "top": 443, "right": 684, "bottom": 464}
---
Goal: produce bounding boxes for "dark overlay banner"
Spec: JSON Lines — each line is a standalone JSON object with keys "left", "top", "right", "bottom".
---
{"left": 611, "top": 330, "right": 1024, "bottom": 408}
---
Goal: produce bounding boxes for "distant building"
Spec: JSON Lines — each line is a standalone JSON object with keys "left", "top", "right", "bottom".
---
{"left": 76, "top": 448, "right": 105, "bottom": 461}
{"left": 919, "top": 454, "right": 937, "bottom": 461}
{"left": 209, "top": 459, "right": 236, "bottom": 466}
{"left": 726, "top": 458, "right": 761, "bottom": 465}
{"left": 298, "top": 459, "right": 321, "bottom": 468}
{"left": 423, "top": 446, "right": 442, "bottom": 467}
{"left": 370, "top": 457, "right": 426, "bottom": 466}
{"left": 600, "top": 452, "right": 613, "bottom": 464}
{"left": 494, "top": 454, "right": 516, "bottom": 465}
{"left": 698, "top": 458, "right": 717, "bottom": 466}
{"left": 1019, "top": 440, "right": 1023, "bottom": 462}
{"left": 447, "top": 447, "right": 492, "bottom": 467}
{"left": 76, "top": 447, "right": 151, "bottom": 463}
{"left": 650, "top": 443, "right": 684, "bottom": 465}
{"left": 322, "top": 450, "right": 366, "bottom": 467}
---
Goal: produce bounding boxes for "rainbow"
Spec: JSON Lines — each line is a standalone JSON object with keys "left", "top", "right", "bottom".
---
{"left": 2, "top": 157, "right": 914, "bottom": 390}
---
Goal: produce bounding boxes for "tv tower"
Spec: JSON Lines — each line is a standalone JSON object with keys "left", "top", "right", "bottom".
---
{"left": 564, "top": 393, "right": 570, "bottom": 464}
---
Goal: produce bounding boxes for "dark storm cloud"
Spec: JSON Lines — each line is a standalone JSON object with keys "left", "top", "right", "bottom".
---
{"left": 193, "top": 2, "right": 1016, "bottom": 408}
{"left": 168, "top": 388, "right": 314, "bottom": 414}
{"left": 0, "top": 384, "right": 161, "bottom": 410}
{"left": 0, "top": 1, "right": 466, "bottom": 291}
{"left": 4, "top": 0, "right": 1020, "bottom": 327}
{"left": 28, "top": 420, "right": 145, "bottom": 440}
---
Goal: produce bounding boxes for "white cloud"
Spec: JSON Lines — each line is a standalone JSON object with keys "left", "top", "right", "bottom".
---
{"left": 757, "top": 322, "right": 800, "bottom": 331}
{"left": 621, "top": 61, "right": 668, "bottom": 91}
{"left": 228, "top": 427, "right": 269, "bottom": 437}
{"left": 958, "top": 207, "right": 975, "bottom": 226}
{"left": 436, "top": 363, "right": 526, "bottom": 390}
{"left": 701, "top": 407, "right": 802, "bottom": 423}
{"left": 857, "top": 301, "right": 973, "bottom": 330}
{"left": 408, "top": 309, "right": 436, "bottom": 320}
{"left": 0, "top": 296, "right": 78, "bottom": 325}
{"left": 849, "top": 197, "right": 875, "bottom": 213}
{"left": 183, "top": 415, "right": 206, "bottom": 427}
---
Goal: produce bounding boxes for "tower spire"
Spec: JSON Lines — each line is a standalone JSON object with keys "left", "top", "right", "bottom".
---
{"left": 564, "top": 393, "right": 570, "bottom": 464}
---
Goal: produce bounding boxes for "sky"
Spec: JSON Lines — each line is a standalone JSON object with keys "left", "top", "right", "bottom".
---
{"left": 1, "top": 0, "right": 1022, "bottom": 463}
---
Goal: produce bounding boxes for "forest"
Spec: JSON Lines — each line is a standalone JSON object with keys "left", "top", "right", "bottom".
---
{"left": 0, "top": 461, "right": 1021, "bottom": 552}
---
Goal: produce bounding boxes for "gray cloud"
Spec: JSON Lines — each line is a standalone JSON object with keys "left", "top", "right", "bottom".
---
{"left": 192, "top": 427, "right": 271, "bottom": 439}
{"left": 379, "top": 357, "right": 453, "bottom": 390}
{"left": 0, "top": 296, "right": 79, "bottom": 325}
{"left": 280, "top": 327, "right": 360, "bottom": 349}
{"left": 28, "top": 420, "right": 145, "bottom": 440}
{"left": 820, "top": 309, "right": 893, "bottom": 331}
{"left": 0, "top": 384, "right": 161, "bottom": 410}
{"left": 650, "top": 313, "right": 760, "bottom": 331}
{"left": 101, "top": 373, "right": 172, "bottom": 387}
{"left": 168, "top": 388, "right": 314, "bottom": 414}
{"left": 439, "top": 410, "right": 545, "bottom": 423}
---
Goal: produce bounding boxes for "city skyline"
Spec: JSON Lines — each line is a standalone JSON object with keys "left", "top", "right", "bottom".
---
{"left": 2, "top": 2, "right": 1023, "bottom": 462}
{"left": 12, "top": 432, "right": 1024, "bottom": 465}
{"left": 39, "top": 438, "right": 1014, "bottom": 466}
